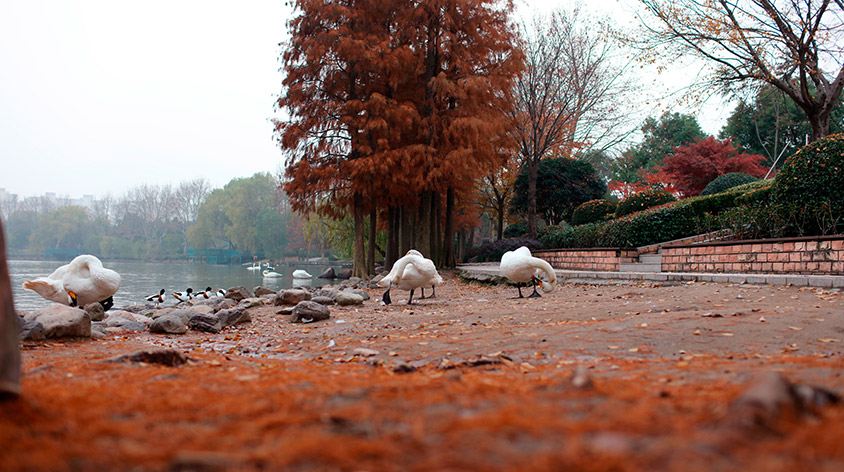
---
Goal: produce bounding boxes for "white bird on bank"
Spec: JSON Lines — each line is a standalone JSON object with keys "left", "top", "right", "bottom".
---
{"left": 215, "top": 288, "right": 227, "bottom": 297}
{"left": 378, "top": 249, "right": 443, "bottom": 305}
{"left": 499, "top": 246, "right": 556, "bottom": 298}
{"left": 262, "top": 269, "right": 283, "bottom": 278}
{"left": 23, "top": 255, "right": 121, "bottom": 310}
{"left": 292, "top": 269, "right": 312, "bottom": 279}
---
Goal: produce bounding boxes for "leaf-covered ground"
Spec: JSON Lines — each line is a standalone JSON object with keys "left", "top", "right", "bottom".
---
{"left": 2, "top": 276, "right": 843, "bottom": 471}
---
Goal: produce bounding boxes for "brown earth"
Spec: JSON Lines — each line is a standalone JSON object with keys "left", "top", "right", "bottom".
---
{"left": 2, "top": 274, "right": 843, "bottom": 471}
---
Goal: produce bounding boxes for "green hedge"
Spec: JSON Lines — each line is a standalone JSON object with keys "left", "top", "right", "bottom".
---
{"left": 615, "top": 189, "right": 676, "bottom": 217}
{"left": 773, "top": 133, "right": 844, "bottom": 209}
{"left": 701, "top": 172, "right": 758, "bottom": 196}
{"left": 542, "top": 180, "right": 771, "bottom": 249}
{"left": 571, "top": 199, "right": 616, "bottom": 225}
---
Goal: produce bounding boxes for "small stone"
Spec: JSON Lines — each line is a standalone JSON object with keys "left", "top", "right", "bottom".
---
{"left": 149, "top": 314, "right": 188, "bottom": 334}
{"left": 335, "top": 291, "right": 364, "bottom": 306}
{"left": 317, "top": 267, "right": 337, "bottom": 279}
{"left": 275, "top": 307, "right": 295, "bottom": 316}
{"left": 346, "top": 289, "right": 370, "bottom": 301}
{"left": 392, "top": 361, "right": 416, "bottom": 373}
{"left": 290, "top": 301, "right": 330, "bottom": 323}
{"left": 275, "top": 289, "right": 312, "bottom": 306}
{"left": 253, "top": 286, "right": 276, "bottom": 297}
{"left": 83, "top": 303, "right": 105, "bottom": 321}
{"left": 571, "top": 366, "right": 593, "bottom": 389}
{"left": 353, "top": 348, "right": 379, "bottom": 357}
{"left": 110, "top": 349, "right": 189, "bottom": 367}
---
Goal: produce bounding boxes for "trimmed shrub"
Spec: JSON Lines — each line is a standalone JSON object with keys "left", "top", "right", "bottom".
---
{"left": 615, "top": 189, "right": 676, "bottom": 217}
{"left": 773, "top": 133, "right": 844, "bottom": 210}
{"left": 466, "top": 237, "right": 542, "bottom": 263}
{"left": 572, "top": 199, "right": 616, "bottom": 225}
{"left": 701, "top": 172, "right": 758, "bottom": 196}
{"left": 503, "top": 222, "right": 528, "bottom": 238}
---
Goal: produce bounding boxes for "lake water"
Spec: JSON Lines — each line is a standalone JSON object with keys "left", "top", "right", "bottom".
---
{"left": 9, "top": 259, "right": 340, "bottom": 311}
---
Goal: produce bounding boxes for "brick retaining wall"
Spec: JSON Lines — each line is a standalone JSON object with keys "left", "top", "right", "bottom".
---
{"left": 661, "top": 236, "right": 844, "bottom": 275}
{"left": 533, "top": 248, "right": 638, "bottom": 272}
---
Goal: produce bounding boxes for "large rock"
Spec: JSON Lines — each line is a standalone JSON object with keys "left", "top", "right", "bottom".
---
{"left": 168, "top": 309, "right": 200, "bottom": 324}
{"left": 149, "top": 313, "right": 188, "bottom": 334}
{"left": 83, "top": 303, "right": 105, "bottom": 322}
{"left": 103, "top": 310, "right": 151, "bottom": 331}
{"left": 311, "top": 296, "right": 335, "bottom": 306}
{"left": 317, "top": 267, "right": 337, "bottom": 279}
{"left": 238, "top": 297, "right": 266, "bottom": 309}
{"left": 313, "top": 287, "right": 339, "bottom": 300}
{"left": 290, "top": 301, "right": 330, "bottom": 323}
{"left": 253, "top": 286, "right": 276, "bottom": 297}
{"left": 275, "top": 289, "right": 311, "bottom": 306}
{"left": 188, "top": 313, "right": 223, "bottom": 333}
{"left": 216, "top": 308, "right": 250, "bottom": 327}
{"left": 224, "top": 287, "right": 251, "bottom": 303}
{"left": 213, "top": 298, "right": 236, "bottom": 312}
{"left": 335, "top": 291, "right": 364, "bottom": 306}
{"left": 345, "top": 289, "right": 370, "bottom": 301}
{"left": 21, "top": 305, "right": 91, "bottom": 340}
{"left": 336, "top": 268, "right": 352, "bottom": 280}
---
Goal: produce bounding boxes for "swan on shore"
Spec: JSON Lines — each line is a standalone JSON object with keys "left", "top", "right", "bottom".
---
{"left": 292, "top": 269, "right": 312, "bottom": 279}
{"left": 23, "top": 255, "right": 121, "bottom": 310}
{"left": 378, "top": 249, "right": 442, "bottom": 305}
{"left": 499, "top": 246, "right": 556, "bottom": 298}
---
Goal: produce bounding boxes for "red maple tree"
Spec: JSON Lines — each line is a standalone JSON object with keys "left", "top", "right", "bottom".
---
{"left": 643, "top": 137, "right": 767, "bottom": 197}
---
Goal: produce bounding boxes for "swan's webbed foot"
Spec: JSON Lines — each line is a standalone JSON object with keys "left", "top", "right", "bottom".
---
{"left": 382, "top": 289, "right": 392, "bottom": 305}
{"left": 99, "top": 296, "right": 114, "bottom": 311}
{"left": 528, "top": 282, "right": 541, "bottom": 298}
{"left": 510, "top": 286, "right": 525, "bottom": 299}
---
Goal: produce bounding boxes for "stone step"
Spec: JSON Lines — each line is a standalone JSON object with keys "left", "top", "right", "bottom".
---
{"left": 619, "top": 263, "right": 662, "bottom": 273}
{"left": 638, "top": 254, "right": 663, "bottom": 264}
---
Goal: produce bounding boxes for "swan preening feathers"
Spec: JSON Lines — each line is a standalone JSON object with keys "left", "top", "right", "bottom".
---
{"left": 378, "top": 249, "right": 443, "bottom": 305}
{"left": 499, "top": 246, "right": 556, "bottom": 298}
{"left": 22, "top": 255, "right": 121, "bottom": 310}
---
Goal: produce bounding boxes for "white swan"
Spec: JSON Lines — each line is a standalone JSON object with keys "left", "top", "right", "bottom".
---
{"left": 378, "top": 249, "right": 443, "bottom": 305}
{"left": 262, "top": 269, "right": 283, "bottom": 278}
{"left": 246, "top": 262, "right": 261, "bottom": 271}
{"left": 292, "top": 269, "right": 312, "bottom": 279}
{"left": 499, "top": 246, "right": 556, "bottom": 298}
{"left": 23, "top": 255, "right": 121, "bottom": 309}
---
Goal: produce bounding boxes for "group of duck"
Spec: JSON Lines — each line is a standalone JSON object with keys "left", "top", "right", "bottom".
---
{"left": 21, "top": 246, "right": 557, "bottom": 310}
{"left": 144, "top": 287, "right": 227, "bottom": 305}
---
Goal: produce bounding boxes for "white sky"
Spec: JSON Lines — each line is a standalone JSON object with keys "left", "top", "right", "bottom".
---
{"left": 0, "top": 0, "right": 731, "bottom": 199}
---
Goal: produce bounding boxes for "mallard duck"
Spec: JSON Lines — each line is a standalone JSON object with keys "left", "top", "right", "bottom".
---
{"left": 23, "top": 255, "right": 121, "bottom": 310}
{"left": 499, "top": 246, "right": 556, "bottom": 298}
{"left": 378, "top": 249, "right": 443, "bottom": 305}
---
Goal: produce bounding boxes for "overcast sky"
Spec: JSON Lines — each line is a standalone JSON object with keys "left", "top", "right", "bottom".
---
{"left": 0, "top": 0, "right": 731, "bottom": 199}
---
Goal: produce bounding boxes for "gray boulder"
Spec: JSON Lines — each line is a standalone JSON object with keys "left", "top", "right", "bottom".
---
{"left": 335, "top": 291, "right": 364, "bottom": 306}
{"left": 336, "top": 268, "right": 352, "bottom": 280}
{"left": 188, "top": 313, "right": 223, "bottom": 333}
{"left": 345, "top": 289, "right": 370, "bottom": 301}
{"left": 216, "top": 308, "right": 250, "bottom": 327}
{"left": 103, "top": 310, "right": 150, "bottom": 331}
{"left": 21, "top": 305, "right": 91, "bottom": 340}
{"left": 213, "top": 298, "right": 236, "bottom": 312}
{"left": 149, "top": 313, "right": 188, "bottom": 334}
{"left": 311, "top": 296, "right": 335, "bottom": 306}
{"left": 224, "top": 286, "right": 251, "bottom": 302}
{"left": 83, "top": 303, "right": 105, "bottom": 322}
{"left": 275, "top": 289, "right": 311, "bottom": 306}
{"left": 290, "top": 301, "right": 330, "bottom": 323}
{"left": 313, "top": 287, "right": 339, "bottom": 300}
{"left": 253, "top": 286, "right": 276, "bottom": 297}
{"left": 238, "top": 297, "right": 266, "bottom": 309}
{"left": 317, "top": 267, "right": 337, "bottom": 279}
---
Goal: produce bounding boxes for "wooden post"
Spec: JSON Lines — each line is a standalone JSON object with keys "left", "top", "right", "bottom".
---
{"left": 0, "top": 219, "right": 21, "bottom": 398}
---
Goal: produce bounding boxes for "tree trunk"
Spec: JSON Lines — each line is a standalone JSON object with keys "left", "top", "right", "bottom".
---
{"left": 809, "top": 110, "right": 831, "bottom": 142}
{"left": 352, "top": 193, "right": 366, "bottom": 278}
{"left": 496, "top": 205, "right": 504, "bottom": 241}
{"left": 443, "top": 187, "right": 455, "bottom": 268}
{"left": 417, "top": 192, "right": 432, "bottom": 257}
{"left": 385, "top": 207, "right": 398, "bottom": 271}
{"left": 0, "top": 219, "right": 20, "bottom": 397}
{"left": 527, "top": 160, "right": 539, "bottom": 238}
{"left": 433, "top": 192, "right": 442, "bottom": 266}
{"left": 367, "top": 204, "right": 376, "bottom": 275}
{"left": 399, "top": 206, "right": 412, "bottom": 256}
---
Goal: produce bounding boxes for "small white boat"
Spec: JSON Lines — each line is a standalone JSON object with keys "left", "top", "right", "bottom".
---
{"left": 292, "top": 269, "right": 313, "bottom": 279}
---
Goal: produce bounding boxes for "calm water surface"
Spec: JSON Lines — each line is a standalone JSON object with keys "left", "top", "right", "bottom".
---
{"left": 10, "top": 259, "right": 339, "bottom": 311}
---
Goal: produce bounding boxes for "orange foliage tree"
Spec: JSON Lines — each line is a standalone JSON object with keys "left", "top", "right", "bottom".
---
{"left": 278, "top": 0, "right": 522, "bottom": 274}
{"left": 643, "top": 137, "right": 767, "bottom": 197}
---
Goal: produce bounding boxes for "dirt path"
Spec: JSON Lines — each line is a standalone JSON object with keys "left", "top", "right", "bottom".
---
{"left": 1, "top": 275, "right": 843, "bottom": 470}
